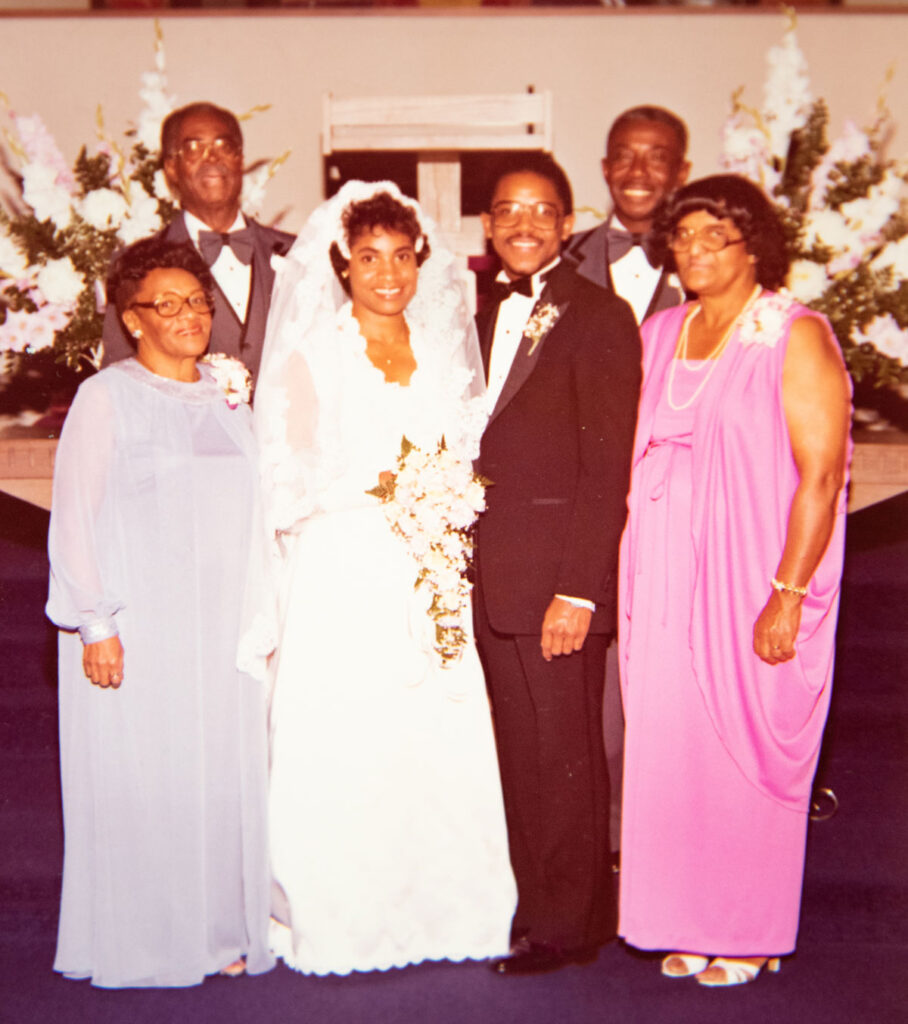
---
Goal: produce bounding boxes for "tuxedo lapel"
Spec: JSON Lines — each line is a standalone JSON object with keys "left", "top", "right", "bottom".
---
{"left": 164, "top": 216, "right": 191, "bottom": 245}
{"left": 487, "top": 276, "right": 570, "bottom": 426}
{"left": 644, "top": 267, "right": 685, "bottom": 320}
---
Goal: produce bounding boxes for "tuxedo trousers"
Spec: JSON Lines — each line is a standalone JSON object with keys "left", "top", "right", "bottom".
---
{"left": 474, "top": 593, "right": 616, "bottom": 951}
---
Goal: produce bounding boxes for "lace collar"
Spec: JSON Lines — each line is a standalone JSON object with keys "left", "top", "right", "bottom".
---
{"left": 110, "top": 358, "right": 223, "bottom": 405}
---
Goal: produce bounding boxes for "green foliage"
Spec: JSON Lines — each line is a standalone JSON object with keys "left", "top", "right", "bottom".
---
{"left": 777, "top": 100, "right": 828, "bottom": 213}
{"left": 73, "top": 147, "right": 112, "bottom": 194}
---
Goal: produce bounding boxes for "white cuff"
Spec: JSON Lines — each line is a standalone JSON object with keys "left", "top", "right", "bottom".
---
{"left": 78, "top": 618, "right": 119, "bottom": 645}
{"left": 555, "top": 594, "right": 596, "bottom": 612}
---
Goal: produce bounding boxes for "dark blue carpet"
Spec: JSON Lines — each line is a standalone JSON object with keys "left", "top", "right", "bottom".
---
{"left": 1, "top": 490, "right": 905, "bottom": 1024}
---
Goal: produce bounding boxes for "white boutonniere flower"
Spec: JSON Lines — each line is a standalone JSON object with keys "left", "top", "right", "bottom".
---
{"left": 737, "top": 292, "right": 798, "bottom": 348}
{"left": 525, "top": 303, "right": 561, "bottom": 356}
{"left": 201, "top": 354, "right": 252, "bottom": 408}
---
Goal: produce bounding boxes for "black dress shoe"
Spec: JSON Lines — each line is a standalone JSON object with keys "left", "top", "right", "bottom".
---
{"left": 490, "top": 940, "right": 599, "bottom": 975}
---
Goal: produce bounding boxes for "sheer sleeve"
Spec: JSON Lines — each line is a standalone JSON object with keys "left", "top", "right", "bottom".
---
{"left": 46, "top": 375, "right": 123, "bottom": 640}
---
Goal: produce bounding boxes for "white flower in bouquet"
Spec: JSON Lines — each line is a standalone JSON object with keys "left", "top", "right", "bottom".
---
{"left": 242, "top": 165, "right": 269, "bottom": 218}
{"left": 35, "top": 257, "right": 85, "bottom": 308}
{"left": 79, "top": 188, "right": 129, "bottom": 231}
{"left": 0, "top": 235, "right": 28, "bottom": 279}
{"left": 840, "top": 175, "right": 901, "bottom": 240}
{"left": 14, "top": 113, "right": 73, "bottom": 185}
{"left": 802, "top": 209, "right": 851, "bottom": 252}
{"left": 368, "top": 435, "right": 489, "bottom": 667}
{"left": 135, "top": 27, "right": 175, "bottom": 152}
{"left": 763, "top": 24, "right": 812, "bottom": 160}
{"left": 721, "top": 116, "right": 771, "bottom": 185}
{"left": 152, "top": 168, "right": 171, "bottom": 201}
{"left": 786, "top": 259, "right": 829, "bottom": 305}
{"left": 0, "top": 304, "right": 65, "bottom": 354}
{"left": 720, "top": 14, "right": 908, "bottom": 391}
{"left": 871, "top": 236, "right": 908, "bottom": 278}
{"left": 21, "top": 163, "right": 73, "bottom": 229}
{"left": 0, "top": 309, "right": 35, "bottom": 353}
{"left": 852, "top": 315, "right": 908, "bottom": 365}
{"left": 116, "top": 190, "right": 163, "bottom": 246}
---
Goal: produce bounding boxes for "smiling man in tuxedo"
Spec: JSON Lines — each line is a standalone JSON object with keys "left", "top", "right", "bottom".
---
{"left": 102, "top": 102, "right": 294, "bottom": 380}
{"left": 565, "top": 105, "right": 690, "bottom": 325}
{"left": 474, "top": 154, "right": 641, "bottom": 975}
{"left": 564, "top": 105, "right": 689, "bottom": 868}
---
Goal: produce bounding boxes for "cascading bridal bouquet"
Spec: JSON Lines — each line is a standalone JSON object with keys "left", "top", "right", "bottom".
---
{"left": 368, "top": 436, "right": 489, "bottom": 668}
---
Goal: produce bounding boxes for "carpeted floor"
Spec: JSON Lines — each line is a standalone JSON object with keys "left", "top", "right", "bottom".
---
{"left": 0, "top": 490, "right": 905, "bottom": 1024}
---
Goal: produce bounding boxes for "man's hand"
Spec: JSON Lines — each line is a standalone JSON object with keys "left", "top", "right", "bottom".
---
{"left": 540, "top": 597, "right": 592, "bottom": 662}
{"left": 82, "top": 636, "right": 125, "bottom": 689}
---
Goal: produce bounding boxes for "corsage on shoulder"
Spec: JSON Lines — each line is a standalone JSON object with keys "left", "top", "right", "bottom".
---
{"left": 200, "top": 353, "right": 252, "bottom": 407}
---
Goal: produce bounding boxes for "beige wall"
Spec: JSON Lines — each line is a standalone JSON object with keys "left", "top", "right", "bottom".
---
{"left": 1, "top": 9, "right": 906, "bottom": 233}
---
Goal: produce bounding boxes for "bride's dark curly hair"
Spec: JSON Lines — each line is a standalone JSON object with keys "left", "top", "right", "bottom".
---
{"left": 329, "top": 190, "right": 431, "bottom": 295}
{"left": 654, "top": 174, "right": 789, "bottom": 291}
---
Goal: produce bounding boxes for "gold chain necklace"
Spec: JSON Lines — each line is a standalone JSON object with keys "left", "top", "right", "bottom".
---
{"left": 667, "top": 285, "right": 761, "bottom": 411}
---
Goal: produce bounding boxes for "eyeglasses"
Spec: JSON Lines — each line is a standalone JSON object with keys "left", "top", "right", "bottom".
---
{"left": 173, "top": 137, "right": 242, "bottom": 163}
{"left": 668, "top": 225, "right": 747, "bottom": 253}
{"left": 130, "top": 291, "right": 212, "bottom": 318}
{"left": 489, "top": 201, "right": 562, "bottom": 230}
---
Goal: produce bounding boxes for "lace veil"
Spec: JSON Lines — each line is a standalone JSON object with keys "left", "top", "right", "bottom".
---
{"left": 254, "top": 180, "right": 485, "bottom": 539}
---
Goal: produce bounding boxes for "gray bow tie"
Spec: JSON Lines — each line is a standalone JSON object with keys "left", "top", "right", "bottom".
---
{"left": 198, "top": 227, "right": 255, "bottom": 266}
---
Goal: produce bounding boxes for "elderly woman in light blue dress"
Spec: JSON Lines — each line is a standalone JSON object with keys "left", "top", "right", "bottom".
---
{"left": 47, "top": 236, "right": 272, "bottom": 988}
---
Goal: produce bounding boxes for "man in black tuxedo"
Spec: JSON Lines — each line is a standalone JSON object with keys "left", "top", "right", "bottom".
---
{"left": 474, "top": 154, "right": 641, "bottom": 974}
{"left": 565, "top": 105, "right": 690, "bottom": 325}
{"left": 102, "top": 102, "right": 294, "bottom": 380}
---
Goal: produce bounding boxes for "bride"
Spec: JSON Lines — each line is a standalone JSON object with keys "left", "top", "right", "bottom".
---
{"left": 249, "top": 181, "right": 517, "bottom": 976}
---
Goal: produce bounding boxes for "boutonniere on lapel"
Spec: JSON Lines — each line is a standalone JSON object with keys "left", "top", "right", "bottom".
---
{"left": 524, "top": 303, "right": 562, "bottom": 356}
{"left": 200, "top": 354, "right": 252, "bottom": 408}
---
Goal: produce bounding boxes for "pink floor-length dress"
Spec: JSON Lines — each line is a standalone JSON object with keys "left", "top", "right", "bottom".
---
{"left": 618, "top": 296, "right": 849, "bottom": 956}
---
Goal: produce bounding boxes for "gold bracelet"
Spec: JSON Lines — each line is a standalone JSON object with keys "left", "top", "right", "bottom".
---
{"left": 771, "top": 576, "right": 807, "bottom": 598}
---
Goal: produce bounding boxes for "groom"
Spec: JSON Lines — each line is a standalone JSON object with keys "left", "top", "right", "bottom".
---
{"left": 474, "top": 154, "right": 641, "bottom": 974}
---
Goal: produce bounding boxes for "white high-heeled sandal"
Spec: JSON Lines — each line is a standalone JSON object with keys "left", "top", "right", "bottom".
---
{"left": 660, "top": 953, "right": 710, "bottom": 978}
{"left": 696, "top": 956, "right": 781, "bottom": 987}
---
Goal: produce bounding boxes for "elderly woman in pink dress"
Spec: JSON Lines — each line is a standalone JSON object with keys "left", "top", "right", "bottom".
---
{"left": 617, "top": 175, "right": 851, "bottom": 987}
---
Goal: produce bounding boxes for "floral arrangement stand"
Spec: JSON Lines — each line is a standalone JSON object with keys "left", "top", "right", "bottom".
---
{"left": 0, "top": 21, "right": 287, "bottom": 392}
{"left": 721, "top": 11, "right": 907, "bottom": 404}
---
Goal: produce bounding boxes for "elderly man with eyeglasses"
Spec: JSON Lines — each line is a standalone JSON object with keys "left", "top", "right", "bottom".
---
{"left": 102, "top": 102, "right": 294, "bottom": 381}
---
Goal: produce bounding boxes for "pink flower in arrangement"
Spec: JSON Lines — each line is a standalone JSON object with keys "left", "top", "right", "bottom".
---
{"left": 12, "top": 113, "right": 75, "bottom": 191}
{"left": 0, "top": 307, "right": 59, "bottom": 354}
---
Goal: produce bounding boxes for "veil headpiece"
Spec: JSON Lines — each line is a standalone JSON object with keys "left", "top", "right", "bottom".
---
{"left": 254, "top": 180, "right": 485, "bottom": 538}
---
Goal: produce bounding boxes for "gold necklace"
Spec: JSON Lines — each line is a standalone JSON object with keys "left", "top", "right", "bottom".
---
{"left": 667, "top": 285, "right": 761, "bottom": 411}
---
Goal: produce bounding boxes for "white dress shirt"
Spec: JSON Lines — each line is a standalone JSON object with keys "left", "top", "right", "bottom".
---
{"left": 608, "top": 216, "right": 662, "bottom": 325}
{"left": 487, "top": 257, "right": 595, "bottom": 614}
{"left": 183, "top": 210, "right": 252, "bottom": 322}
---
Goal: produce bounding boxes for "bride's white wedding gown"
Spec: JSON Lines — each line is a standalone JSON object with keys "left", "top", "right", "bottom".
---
{"left": 267, "top": 309, "right": 516, "bottom": 975}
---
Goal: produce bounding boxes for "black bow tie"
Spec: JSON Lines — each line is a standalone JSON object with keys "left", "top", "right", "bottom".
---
{"left": 198, "top": 227, "right": 255, "bottom": 267}
{"left": 488, "top": 276, "right": 534, "bottom": 304}
{"left": 607, "top": 226, "right": 659, "bottom": 268}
